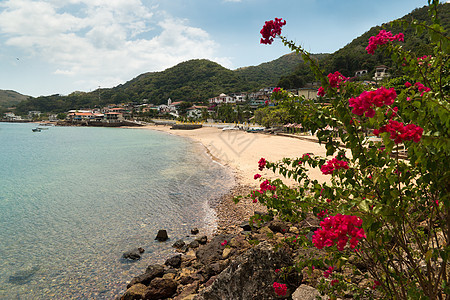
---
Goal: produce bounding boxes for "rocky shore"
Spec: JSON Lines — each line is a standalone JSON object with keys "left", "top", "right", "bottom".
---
{"left": 117, "top": 184, "right": 378, "bottom": 300}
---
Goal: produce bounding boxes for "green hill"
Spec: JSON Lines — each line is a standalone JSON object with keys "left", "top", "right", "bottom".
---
{"left": 13, "top": 3, "right": 448, "bottom": 114}
{"left": 280, "top": 3, "right": 449, "bottom": 86}
{"left": 0, "top": 90, "right": 29, "bottom": 109}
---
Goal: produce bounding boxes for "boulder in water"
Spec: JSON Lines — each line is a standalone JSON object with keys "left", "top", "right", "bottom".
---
{"left": 155, "top": 230, "right": 169, "bottom": 241}
{"left": 122, "top": 247, "right": 145, "bottom": 260}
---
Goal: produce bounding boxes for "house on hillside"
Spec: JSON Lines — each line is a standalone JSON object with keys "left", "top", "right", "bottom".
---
{"left": 3, "top": 112, "right": 22, "bottom": 121}
{"left": 373, "top": 65, "right": 390, "bottom": 81}
{"left": 209, "top": 93, "right": 235, "bottom": 104}
{"left": 355, "top": 70, "right": 368, "bottom": 77}
{"left": 187, "top": 105, "right": 208, "bottom": 119}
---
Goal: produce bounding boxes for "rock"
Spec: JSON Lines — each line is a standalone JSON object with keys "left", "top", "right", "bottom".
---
{"left": 259, "top": 226, "right": 273, "bottom": 236}
{"left": 191, "top": 228, "right": 199, "bottom": 235}
{"left": 194, "top": 242, "right": 299, "bottom": 299}
{"left": 222, "top": 248, "right": 232, "bottom": 259}
{"left": 8, "top": 266, "right": 39, "bottom": 285}
{"left": 146, "top": 278, "right": 177, "bottom": 299}
{"left": 173, "top": 281, "right": 199, "bottom": 300}
{"left": 268, "top": 220, "right": 289, "bottom": 233}
{"left": 292, "top": 284, "right": 325, "bottom": 300}
{"left": 173, "top": 239, "right": 186, "bottom": 249}
{"left": 165, "top": 254, "right": 182, "bottom": 268}
{"left": 289, "top": 226, "right": 300, "bottom": 235}
{"left": 195, "top": 234, "right": 234, "bottom": 265}
{"left": 229, "top": 235, "right": 251, "bottom": 250}
{"left": 121, "top": 283, "right": 148, "bottom": 300}
{"left": 189, "top": 240, "right": 200, "bottom": 249}
{"left": 155, "top": 230, "right": 168, "bottom": 241}
{"left": 240, "top": 221, "right": 252, "bottom": 231}
{"left": 127, "top": 264, "right": 165, "bottom": 288}
{"left": 195, "top": 235, "right": 208, "bottom": 245}
{"left": 122, "top": 248, "right": 145, "bottom": 261}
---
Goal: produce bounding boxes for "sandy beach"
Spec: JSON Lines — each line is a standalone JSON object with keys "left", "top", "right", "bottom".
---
{"left": 133, "top": 124, "right": 333, "bottom": 233}
{"left": 142, "top": 125, "right": 331, "bottom": 186}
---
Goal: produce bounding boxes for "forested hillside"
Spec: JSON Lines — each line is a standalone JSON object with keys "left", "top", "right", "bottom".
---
{"left": 0, "top": 90, "right": 29, "bottom": 110}
{"left": 12, "top": 3, "right": 448, "bottom": 114}
{"left": 278, "top": 3, "right": 449, "bottom": 87}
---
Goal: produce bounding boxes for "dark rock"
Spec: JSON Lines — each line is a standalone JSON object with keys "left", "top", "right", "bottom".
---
{"left": 172, "top": 239, "right": 186, "bottom": 249}
{"left": 240, "top": 221, "right": 252, "bottom": 231}
{"left": 155, "top": 230, "right": 168, "bottom": 241}
{"left": 194, "top": 241, "right": 300, "bottom": 300}
{"left": 268, "top": 220, "right": 289, "bottom": 234}
{"left": 195, "top": 234, "right": 235, "bottom": 265}
{"left": 145, "top": 278, "right": 177, "bottom": 299}
{"left": 189, "top": 240, "right": 200, "bottom": 249}
{"left": 122, "top": 248, "right": 145, "bottom": 261}
{"left": 204, "top": 261, "right": 229, "bottom": 277}
{"left": 121, "top": 283, "right": 148, "bottom": 300}
{"left": 173, "top": 281, "right": 200, "bottom": 300}
{"left": 165, "top": 254, "right": 182, "bottom": 268}
{"left": 191, "top": 228, "right": 199, "bottom": 235}
{"left": 8, "top": 266, "right": 39, "bottom": 285}
{"left": 195, "top": 235, "right": 208, "bottom": 245}
{"left": 127, "top": 264, "right": 165, "bottom": 288}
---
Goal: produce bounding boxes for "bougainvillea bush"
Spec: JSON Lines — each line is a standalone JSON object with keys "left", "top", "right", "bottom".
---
{"left": 238, "top": 1, "right": 449, "bottom": 299}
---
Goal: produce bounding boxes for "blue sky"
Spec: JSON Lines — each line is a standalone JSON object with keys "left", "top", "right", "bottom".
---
{"left": 0, "top": 0, "right": 431, "bottom": 97}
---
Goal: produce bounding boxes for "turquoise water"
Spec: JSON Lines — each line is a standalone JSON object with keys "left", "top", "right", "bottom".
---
{"left": 0, "top": 123, "right": 234, "bottom": 299}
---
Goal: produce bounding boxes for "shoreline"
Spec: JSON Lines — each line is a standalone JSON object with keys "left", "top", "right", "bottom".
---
{"left": 129, "top": 124, "right": 332, "bottom": 235}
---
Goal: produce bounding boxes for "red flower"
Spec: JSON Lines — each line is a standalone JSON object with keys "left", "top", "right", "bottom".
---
{"left": 312, "top": 214, "right": 366, "bottom": 251}
{"left": 260, "top": 18, "right": 286, "bottom": 45}
{"left": 373, "top": 120, "right": 423, "bottom": 144}
{"left": 273, "top": 282, "right": 287, "bottom": 296}
{"left": 366, "top": 30, "right": 404, "bottom": 54}
{"left": 327, "top": 71, "right": 347, "bottom": 88}
{"left": 321, "top": 157, "right": 349, "bottom": 175}
{"left": 258, "top": 157, "right": 267, "bottom": 171}
{"left": 349, "top": 87, "right": 397, "bottom": 118}
{"left": 273, "top": 87, "right": 281, "bottom": 93}
{"left": 317, "top": 86, "right": 325, "bottom": 97}
{"left": 221, "top": 240, "right": 228, "bottom": 246}
{"left": 254, "top": 173, "right": 262, "bottom": 180}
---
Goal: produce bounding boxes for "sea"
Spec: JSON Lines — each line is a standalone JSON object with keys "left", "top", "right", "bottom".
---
{"left": 0, "top": 122, "right": 235, "bottom": 299}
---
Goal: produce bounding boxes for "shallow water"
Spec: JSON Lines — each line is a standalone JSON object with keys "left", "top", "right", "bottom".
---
{"left": 0, "top": 123, "right": 234, "bottom": 299}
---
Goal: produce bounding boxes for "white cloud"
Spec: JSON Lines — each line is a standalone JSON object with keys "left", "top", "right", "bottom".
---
{"left": 0, "top": 0, "right": 228, "bottom": 91}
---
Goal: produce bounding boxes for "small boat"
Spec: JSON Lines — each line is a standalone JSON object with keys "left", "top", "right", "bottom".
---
{"left": 32, "top": 128, "right": 41, "bottom": 132}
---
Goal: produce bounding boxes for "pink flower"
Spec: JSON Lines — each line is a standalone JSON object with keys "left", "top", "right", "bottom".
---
{"left": 348, "top": 87, "right": 397, "bottom": 118}
{"left": 312, "top": 214, "right": 366, "bottom": 251}
{"left": 321, "top": 157, "right": 349, "bottom": 175}
{"left": 273, "top": 87, "right": 281, "bottom": 93}
{"left": 254, "top": 173, "right": 262, "bottom": 180}
{"left": 275, "top": 268, "right": 280, "bottom": 273}
{"left": 331, "top": 279, "right": 339, "bottom": 286}
{"left": 260, "top": 18, "right": 286, "bottom": 45}
{"left": 221, "top": 240, "right": 228, "bottom": 246}
{"left": 373, "top": 120, "right": 423, "bottom": 144}
{"left": 366, "top": 30, "right": 404, "bottom": 54}
{"left": 258, "top": 157, "right": 267, "bottom": 171}
{"left": 317, "top": 86, "right": 325, "bottom": 97}
{"left": 372, "top": 280, "right": 381, "bottom": 289}
{"left": 323, "top": 266, "right": 334, "bottom": 278}
{"left": 405, "top": 81, "right": 412, "bottom": 88}
{"left": 327, "top": 71, "right": 347, "bottom": 88}
{"left": 317, "top": 209, "right": 328, "bottom": 220}
{"left": 273, "top": 282, "right": 287, "bottom": 296}
{"left": 260, "top": 180, "right": 276, "bottom": 192}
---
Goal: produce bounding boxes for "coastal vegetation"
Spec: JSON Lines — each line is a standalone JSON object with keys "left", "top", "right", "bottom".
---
{"left": 239, "top": 1, "right": 449, "bottom": 298}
